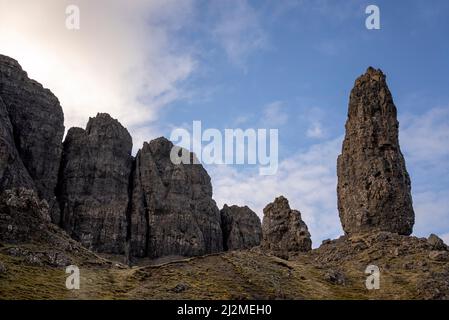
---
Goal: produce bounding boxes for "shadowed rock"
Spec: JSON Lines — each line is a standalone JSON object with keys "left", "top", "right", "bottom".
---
{"left": 337, "top": 67, "right": 414, "bottom": 236}
{"left": 129, "top": 137, "right": 223, "bottom": 258}
{"left": 58, "top": 113, "right": 132, "bottom": 254}
{"left": 221, "top": 204, "right": 262, "bottom": 251}
{"left": 0, "top": 96, "right": 35, "bottom": 192}
{"left": 0, "top": 55, "right": 64, "bottom": 222}
{"left": 261, "top": 196, "right": 311, "bottom": 258}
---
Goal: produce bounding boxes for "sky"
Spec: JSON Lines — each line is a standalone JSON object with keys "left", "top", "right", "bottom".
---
{"left": 0, "top": 0, "right": 448, "bottom": 247}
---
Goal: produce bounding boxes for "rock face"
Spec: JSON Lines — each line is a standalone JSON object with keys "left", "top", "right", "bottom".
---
{"left": 0, "top": 55, "right": 64, "bottom": 222}
{"left": 130, "top": 137, "right": 223, "bottom": 258}
{"left": 58, "top": 113, "right": 132, "bottom": 254}
{"left": 220, "top": 205, "right": 262, "bottom": 251}
{"left": 337, "top": 67, "right": 414, "bottom": 236}
{"left": 0, "top": 96, "right": 35, "bottom": 192}
{"left": 261, "top": 196, "right": 311, "bottom": 258}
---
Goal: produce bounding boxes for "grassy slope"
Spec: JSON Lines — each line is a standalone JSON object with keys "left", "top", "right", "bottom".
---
{"left": 1, "top": 237, "right": 447, "bottom": 300}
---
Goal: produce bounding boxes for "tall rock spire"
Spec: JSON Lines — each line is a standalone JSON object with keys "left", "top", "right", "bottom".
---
{"left": 337, "top": 67, "right": 414, "bottom": 236}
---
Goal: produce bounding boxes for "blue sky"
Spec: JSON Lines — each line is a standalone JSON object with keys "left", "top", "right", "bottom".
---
{"left": 1, "top": 0, "right": 448, "bottom": 246}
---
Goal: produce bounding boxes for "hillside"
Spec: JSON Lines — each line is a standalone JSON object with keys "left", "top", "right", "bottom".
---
{"left": 1, "top": 232, "right": 448, "bottom": 299}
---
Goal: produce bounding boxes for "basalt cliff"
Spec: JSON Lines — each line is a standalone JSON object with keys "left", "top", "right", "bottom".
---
{"left": 0, "top": 56, "right": 448, "bottom": 300}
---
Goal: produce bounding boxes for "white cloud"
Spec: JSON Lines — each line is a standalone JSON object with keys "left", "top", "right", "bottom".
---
{"left": 0, "top": 0, "right": 195, "bottom": 148}
{"left": 412, "top": 190, "right": 449, "bottom": 238}
{"left": 297, "top": 105, "right": 328, "bottom": 139}
{"left": 441, "top": 233, "right": 449, "bottom": 245}
{"left": 234, "top": 115, "right": 249, "bottom": 126}
{"left": 306, "top": 121, "right": 325, "bottom": 138}
{"left": 262, "top": 101, "right": 288, "bottom": 126}
{"left": 401, "top": 107, "right": 449, "bottom": 165}
{"left": 400, "top": 107, "right": 449, "bottom": 238}
{"left": 211, "top": 0, "right": 266, "bottom": 69}
{"left": 209, "top": 137, "right": 343, "bottom": 247}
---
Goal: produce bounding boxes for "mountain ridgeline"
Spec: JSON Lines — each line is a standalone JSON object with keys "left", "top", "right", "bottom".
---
{"left": 0, "top": 54, "right": 265, "bottom": 260}
{"left": 0, "top": 54, "right": 440, "bottom": 264}
{"left": 2, "top": 55, "right": 449, "bottom": 300}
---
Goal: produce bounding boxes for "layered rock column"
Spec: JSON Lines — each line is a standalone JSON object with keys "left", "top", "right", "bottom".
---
{"left": 58, "top": 113, "right": 132, "bottom": 254}
{"left": 130, "top": 137, "right": 223, "bottom": 258}
{"left": 220, "top": 204, "right": 262, "bottom": 251}
{"left": 0, "top": 55, "right": 65, "bottom": 222}
{"left": 337, "top": 67, "right": 414, "bottom": 236}
{"left": 261, "top": 196, "right": 311, "bottom": 258}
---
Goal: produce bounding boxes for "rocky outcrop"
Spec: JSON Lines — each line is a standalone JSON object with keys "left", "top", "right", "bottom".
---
{"left": 58, "top": 113, "right": 132, "bottom": 254}
{"left": 129, "top": 137, "right": 223, "bottom": 258}
{"left": 0, "top": 187, "right": 111, "bottom": 273}
{"left": 220, "top": 204, "right": 262, "bottom": 251}
{"left": 0, "top": 55, "right": 64, "bottom": 222}
{"left": 427, "top": 234, "right": 448, "bottom": 251}
{"left": 337, "top": 67, "right": 414, "bottom": 236}
{"left": 261, "top": 196, "right": 311, "bottom": 258}
{"left": 0, "top": 188, "right": 51, "bottom": 244}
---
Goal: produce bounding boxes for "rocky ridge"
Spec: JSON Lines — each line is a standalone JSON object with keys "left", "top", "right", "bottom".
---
{"left": 1, "top": 55, "right": 448, "bottom": 300}
{"left": 0, "top": 55, "right": 236, "bottom": 260}
{"left": 0, "top": 54, "right": 64, "bottom": 223}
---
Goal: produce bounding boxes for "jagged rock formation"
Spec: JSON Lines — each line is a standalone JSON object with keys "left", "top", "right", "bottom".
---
{"left": 337, "top": 67, "right": 414, "bottom": 236}
{"left": 58, "top": 113, "right": 132, "bottom": 254}
{"left": 130, "top": 137, "right": 223, "bottom": 258}
{"left": 220, "top": 204, "right": 262, "bottom": 251}
{"left": 2, "top": 55, "right": 449, "bottom": 300}
{"left": 0, "top": 55, "right": 64, "bottom": 222}
{"left": 261, "top": 196, "right": 311, "bottom": 258}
